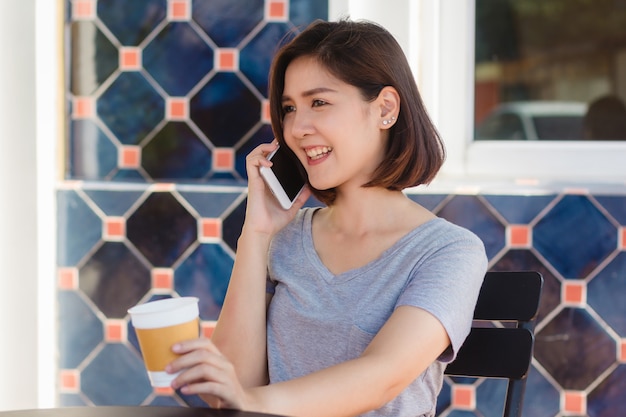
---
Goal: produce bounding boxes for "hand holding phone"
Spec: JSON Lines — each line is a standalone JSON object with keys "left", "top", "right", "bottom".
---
{"left": 259, "top": 145, "right": 307, "bottom": 210}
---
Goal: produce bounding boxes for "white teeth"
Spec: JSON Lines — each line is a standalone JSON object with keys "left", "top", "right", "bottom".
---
{"left": 305, "top": 146, "right": 333, "bottom": 160}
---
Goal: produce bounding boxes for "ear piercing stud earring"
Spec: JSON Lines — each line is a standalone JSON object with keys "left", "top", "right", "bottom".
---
{"left": 382, "top": 116, "right": 396, "bottom": 126}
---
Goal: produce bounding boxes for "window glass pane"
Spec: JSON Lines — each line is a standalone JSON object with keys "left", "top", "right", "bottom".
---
{"left": 474, "top": 0, "right": 626, "bottom": 141}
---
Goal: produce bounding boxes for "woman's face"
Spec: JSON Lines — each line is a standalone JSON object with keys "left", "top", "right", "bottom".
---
{"left": 281, "top": 56, "right": 387, "bottom": 192}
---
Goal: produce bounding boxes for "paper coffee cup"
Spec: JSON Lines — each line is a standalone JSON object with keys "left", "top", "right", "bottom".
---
{"left": 128, "top": 297, "right": 199, "bottom": 387}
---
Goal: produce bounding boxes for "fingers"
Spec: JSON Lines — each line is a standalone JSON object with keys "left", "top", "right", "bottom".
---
{"left": 172, "top": 337, "right": 220, "bottom": 355}
{"left": 167, "top": 340, "right": 245, "bottom": 410}
{"left": 167, "top": 338, "right": 221, "bottom": 374}
{"left": 246, "top": 141, "right": 278, "bottom": 173}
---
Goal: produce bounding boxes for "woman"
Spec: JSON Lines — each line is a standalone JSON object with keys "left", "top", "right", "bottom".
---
{"left": 166, "top": 19, "right": 488, "bottom": 417}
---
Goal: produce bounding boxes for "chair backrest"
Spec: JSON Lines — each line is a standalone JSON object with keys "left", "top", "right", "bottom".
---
{"left": 445, "top": 271, "right": 543, "bottom": 417}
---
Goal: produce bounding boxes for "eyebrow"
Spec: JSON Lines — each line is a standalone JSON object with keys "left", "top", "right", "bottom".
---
{"left": 282, "top": 87, "right": 338, "bottom": 102}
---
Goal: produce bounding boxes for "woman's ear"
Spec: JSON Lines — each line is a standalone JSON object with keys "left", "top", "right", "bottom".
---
{"left": 378, "top": 86, "right": 400, "bottom": 129}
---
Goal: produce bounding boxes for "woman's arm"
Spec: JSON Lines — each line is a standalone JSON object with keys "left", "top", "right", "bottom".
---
{"left": 171, "top": 305, "right": 450, "bottom": 417}
{"left": 210, "top": 141, "right": 311, "bottom": 388}
{"left": 209, "top": 230, "right": 273, "bottom": 387}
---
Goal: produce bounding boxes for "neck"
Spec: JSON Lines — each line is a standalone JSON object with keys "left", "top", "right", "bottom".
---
{"left": 322, "top": 188, "right": 411, "bottom": 235}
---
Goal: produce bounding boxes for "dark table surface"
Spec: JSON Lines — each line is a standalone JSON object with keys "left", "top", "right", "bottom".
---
{"left": 0, "top": 406, "right": 287, "bottom": 417}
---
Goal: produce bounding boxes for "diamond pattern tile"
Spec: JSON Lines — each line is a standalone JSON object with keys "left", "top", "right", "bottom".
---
{"left": 534, "top": 195, "right": 617, "bottom": 279}
{"left": 435, "top": 195, "right": 506, "bottom": 260}
{"left": 482, "top": 194, "right": 556, "bottom": 224}
{"left": 69, "top": 20, "right": 118, "bottom": 96}
{"left": 58, "top": 290, "right": 103, "bottom": 369}
{"left": 142, "top": 122, "right": 212, "bottom": 179}
{"left": 594, "top": 195, "right": 626, "bottom": 224}
{"left": 534, "top": 308, "right": 616, "bottom": 390}
{"left": 57, "top": 189, "right": 102, "bottom": 266}
{"left": 588, "top": 364, "right": 626, "bottom": 417}
{"left": 126, "top": 192, "right": 198, "bottom": 267}
{"left": 79, "top": 241, "right": 151, "bottom": 318}
{"left": 97, "top": 0, "right": 167, "bottom": 46}
{"left": 81, "top": 344, "right": 152, "bottom": 405}
{"left": 588, "top": 252, "right": 626, "bottom": 335}
{"left": 192, "top": 0, "right": 264, "bottom": 47}
{"left": 143, "top": 22, "right": 214, "bottom": 96}
{"left": 522, "top": 368, "right": 560, "bottom": 417}
{"left": 83, "top": 188, "right": 145, "bottom": 216}
{"left": 239, "top": 22, "right": 293, "bottom": 96}
{"left": 174, "top": 243, "right": 233, "bottom": 321}
{"left": 190, "top": 72, "right": 262, "bottom": 147}
{"left": 97, "top": 72, "right": 165, "bottom": 146}
{"left": 69, "top": 120, "right": 118, "bottom": 179}
{"left": 59, "top": 2, "right": 626, "bottom": 414}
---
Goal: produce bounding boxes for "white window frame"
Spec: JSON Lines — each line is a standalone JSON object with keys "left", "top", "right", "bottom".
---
{"left": 424, "top": 0, "right": 626, "bottom": 183}
{"left": 332, "top": 0, "right": 626, "bottom": 184}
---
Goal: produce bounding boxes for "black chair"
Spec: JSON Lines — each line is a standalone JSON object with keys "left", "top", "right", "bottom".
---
{"left": 445, "top": 271, "right": 543, "bottom": 417}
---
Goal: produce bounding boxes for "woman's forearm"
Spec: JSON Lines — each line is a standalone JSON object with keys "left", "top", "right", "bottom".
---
{"left": 211, "top": 228, "right": 273, "bottom": 387}
{"left": 243, "top": 307, "right": 450, "bottom": 417}
{"left": 246, "top": 354, "right": 406, "bottom": 417}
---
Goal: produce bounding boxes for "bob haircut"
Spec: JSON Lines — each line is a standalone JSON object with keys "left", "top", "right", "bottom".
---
{"left": 268, "top": 19, "right": 445, "bottom": 206}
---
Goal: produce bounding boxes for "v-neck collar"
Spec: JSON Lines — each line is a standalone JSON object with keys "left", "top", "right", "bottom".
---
{"left": 301, "top": 207, "right": 440, "bottom": 284}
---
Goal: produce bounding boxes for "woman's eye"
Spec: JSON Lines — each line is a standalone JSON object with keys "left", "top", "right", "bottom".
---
{"left": 282, "top": 105, "right": 296, "bottom": 113}
{"left": 312, "top": 99, "right": 326, "bottom": 107}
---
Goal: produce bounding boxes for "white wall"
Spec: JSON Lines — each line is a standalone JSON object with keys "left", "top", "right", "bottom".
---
{"left": 0, "top": 0, "right": 57, "bottom": 410}
{"left": 0, "top": 0, "right": 40, "bottom": 410}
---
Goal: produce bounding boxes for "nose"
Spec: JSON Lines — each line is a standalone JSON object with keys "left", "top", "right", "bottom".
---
{"left": 288, "top": 109, "right": 315, "bottom": 139}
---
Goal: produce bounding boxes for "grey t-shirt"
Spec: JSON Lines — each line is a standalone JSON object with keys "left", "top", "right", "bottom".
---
{"left": 266, "top": 208, "right": 488, "bottom": 417}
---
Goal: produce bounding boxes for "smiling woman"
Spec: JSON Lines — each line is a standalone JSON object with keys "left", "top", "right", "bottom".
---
{"left": 170, "top": 18, "right": 488, "bottom": 417}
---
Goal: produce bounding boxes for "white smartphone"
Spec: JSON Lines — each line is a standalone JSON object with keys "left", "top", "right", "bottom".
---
{"left": 259, "top": 145, "right": 307, "bottom": 209}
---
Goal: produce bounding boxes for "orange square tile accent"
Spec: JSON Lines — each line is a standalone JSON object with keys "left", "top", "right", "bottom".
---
{"left": 217, "top": 49, "right": 238, "bottom": 71}
{"left": 620, "top": 227, "right": 626, "bottom": 250}
{"left": 120, "top": 47, "right": 141, "bottom": 71}
{"left": 73, "top": 97, "right": 94, "bottom": 118}
{"left": 120, "top": 146, "right": 141, "bottom": 169}
{"left": 267, "top": 0, "right": 287, "bottom": 20}
{"left": 563, "top": 187, "right": 589, "bottom": 195}
{"left": 60, "top": 369, "right": 80, "bottom": 392}
{"left": 152, "top": 268, "right": 174, "bottom": 290}
{"left": 58, "top": 267, "right": 78, "bottom": 290}
{"left": 105, "top": 320, "right": 126, "bottom": 343}
{"left": 451, "top": 384, "right": 475, "bottom": 410}
{"left": 73, "top": 0, "right": 95, "bottom": 19}
{"left": 201, "top": 321, "right": 217, "bottom": 338}
{"left": 169, "top": 0, "right": 189, "bottom": 20}
{"left": 213, "top": 148, "right": 234, "bottom": 171}
{"left": 167, "top": 98, "right": 188, "bottom": 120}
{"left": 154, "top": 386, "right": 174, "bottom": 395}
{"left": 563, "top": 391, "right": 586, "bottom": 415}
{"left": 201, "top": 218, "right": 222, "bottom": 239}
{"left": 262, "top": 100, "right": 271, "bottom": 124}
{"left": 105, "top": 217, "right": 125, "bottom": 240}
{"left": 152, "top": 183, "right": 176, "bottom": 192}
{"left": 620, "top": 340, "right": 626, "bottom": 363}
{"left": 563, "top": 281, "right": 585, "bottom": 305}
{"left": 508, "top": 225, "right": 530, "bottom": 247}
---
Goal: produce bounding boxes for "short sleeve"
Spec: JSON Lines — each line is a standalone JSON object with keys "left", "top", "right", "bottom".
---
{"left": 396, "top": 229, "right": 487, "bottom": 362}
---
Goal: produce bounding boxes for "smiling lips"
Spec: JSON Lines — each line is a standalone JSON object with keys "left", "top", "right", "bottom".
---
{"left": 305, "top": 146, "right": 333, "bottom": 160}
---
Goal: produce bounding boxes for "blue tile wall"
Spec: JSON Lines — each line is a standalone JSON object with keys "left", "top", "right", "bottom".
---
{"left": 60, "top": 1, "right": 626, "bottom": 415}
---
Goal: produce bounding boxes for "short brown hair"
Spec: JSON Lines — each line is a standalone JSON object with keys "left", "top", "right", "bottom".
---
{"left": 269, "top": 19, "right": 445, "bottom": 205}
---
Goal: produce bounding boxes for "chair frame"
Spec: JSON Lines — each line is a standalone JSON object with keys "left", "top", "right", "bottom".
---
{"left": 444, "top": 271, "right": 543, "bottom": 417}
